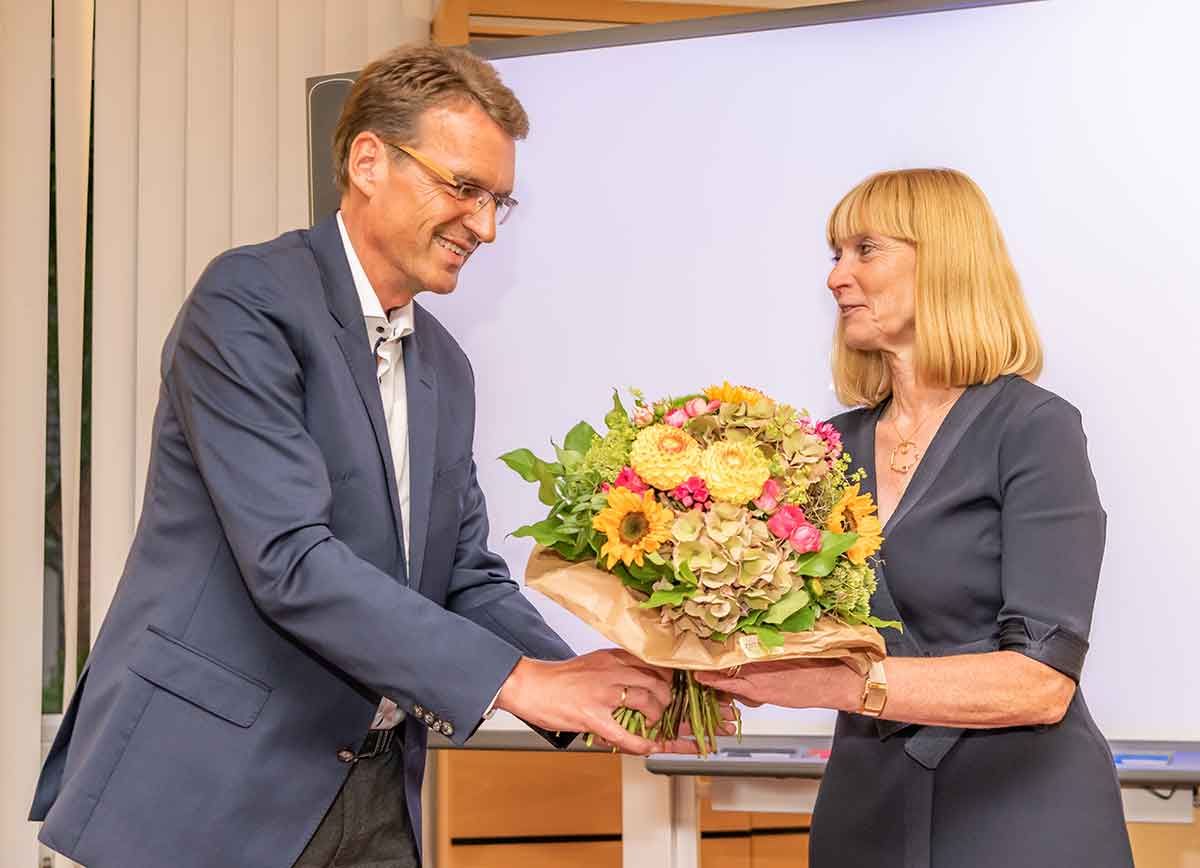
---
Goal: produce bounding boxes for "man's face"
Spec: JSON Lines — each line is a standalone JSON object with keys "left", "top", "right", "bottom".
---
{"left": 359, "top": 101, "right": 516, "bottom": 298}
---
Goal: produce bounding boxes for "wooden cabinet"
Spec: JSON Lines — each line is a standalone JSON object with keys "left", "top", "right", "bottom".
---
{"left": 435, "top": 751, "right": 812, "bottom": 868}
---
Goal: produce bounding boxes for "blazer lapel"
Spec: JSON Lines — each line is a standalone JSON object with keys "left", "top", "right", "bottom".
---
{"left": 403, "top": 311, "right": 438, "bottom": 592}
{"left": 309, "top": 216, "right": 407, "bottom": 580}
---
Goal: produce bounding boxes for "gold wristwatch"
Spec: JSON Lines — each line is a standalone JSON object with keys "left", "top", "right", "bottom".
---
{"left": 859, "top": 660, "right": 888, "bottom": 717}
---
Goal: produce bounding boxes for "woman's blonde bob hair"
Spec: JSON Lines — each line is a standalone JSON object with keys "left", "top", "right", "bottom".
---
{"left": 827, "top": 168, "right": 1043, "bottom": 408}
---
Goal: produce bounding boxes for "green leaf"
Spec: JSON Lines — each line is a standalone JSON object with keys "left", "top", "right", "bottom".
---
{"left": 551, "top": 540, "right": 579, "bottom": 561}
{"left": 778, "top": 602, "right": 820, "bottom": 633}
{"left": 863, "top": 615, "right": 903, "bottom": 632}
{"left": 638, "top": 587, "right": 693, "bottom": 609}
{"left": 499, "top": 448, "right": 541, "bottom": 482}
{"left": 564, "top": 420, "right": 598, "bottom": 456}
{"left": 526, "top": 457, "right": 561, "bottom": 506}
{"left": 676, "top": 560, "right": 699, "bottom": 586}
{"left": 612, "top": 563, "right": 655, "bottom": 594}
{"left": 762, "top": 589, "right": 812, "bottom": 625}
{"left": 731, "top": 609, "right": 767, "bottom": 633}
{"left": 792, "top": 531, "right": 859, "bottom": 577}
{"left": 742, "top": 624, "right": 785, "bottom": 648}
{"left": 604, "top": 389, "right": 629, "bottom": 431}
{"left": 553, "top": 443, "right": 585, "bottom": 472}
{"left": 511, "top": 518, "right": 565, "bottom": 547}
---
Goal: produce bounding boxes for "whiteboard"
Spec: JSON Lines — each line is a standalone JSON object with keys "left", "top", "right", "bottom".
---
{"left": 418, "top": 0, "right": 1200, "bottom": 739}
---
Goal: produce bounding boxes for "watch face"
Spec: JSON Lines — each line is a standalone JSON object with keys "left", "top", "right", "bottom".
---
{"left": 862, "top": 682, "right": 887, "bottom": 715}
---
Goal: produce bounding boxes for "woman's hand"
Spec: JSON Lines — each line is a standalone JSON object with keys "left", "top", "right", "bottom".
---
{"left": 695, "top": 660, "right": 861, "bottom": 713}
{"left": 698, "top": 652, "right": 1076, "bottom": 729}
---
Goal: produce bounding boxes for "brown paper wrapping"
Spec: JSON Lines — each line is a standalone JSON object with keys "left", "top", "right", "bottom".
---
{"left": 525, "top": 547, "right": 886, "bottom": 676}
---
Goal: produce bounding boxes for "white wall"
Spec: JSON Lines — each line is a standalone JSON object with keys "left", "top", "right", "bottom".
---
{"left": 427, "top": 0, "right": 1200, "bottom": 739}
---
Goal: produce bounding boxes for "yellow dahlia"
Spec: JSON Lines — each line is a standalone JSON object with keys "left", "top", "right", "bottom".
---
{"left": 704, "top": 381, "right": 771, "bottom": 405}
{"left": 700, "top": 441, "right": 771, "bottom": 504}
{"left": 629, "top": 424, "right": 703, "bottom": 490}
{"left": 592, "top": 487, "right": 675, "bottom": 569}
{"left": 825, "top": 483, "right": 883, "bottom": 564}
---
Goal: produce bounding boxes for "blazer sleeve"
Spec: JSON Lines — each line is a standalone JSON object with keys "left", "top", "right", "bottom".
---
{"left": 165, "top": 254, "right": 524, "bottom": 745}
{"left": 441, "top": 457, "right": 578, "bottom": 750}
{"left": 444, "top": 460, "right": 575, "bottom": 660}
{"left": 996, "top": 395, "right": 1105, "bottom": 681}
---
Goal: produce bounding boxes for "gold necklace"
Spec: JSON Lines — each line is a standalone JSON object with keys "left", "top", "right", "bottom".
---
{"left": 887, "top": 395, "right": 959, "bottom": 474}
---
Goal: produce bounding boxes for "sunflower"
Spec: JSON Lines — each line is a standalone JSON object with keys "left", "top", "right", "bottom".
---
{"left": 703, "top": 381, "right": 771, "bottom": 405}
{"left": 825, "top": 483, "right": 883, "bottom": 564}
{"left": 592, "top": 487, "right": 675, "bottom": 569}
{"left": 629, "top": 424, "right": 703, "bottom": 490}
{"left": 700, "top": 440, "right": 771, "bottom": 504}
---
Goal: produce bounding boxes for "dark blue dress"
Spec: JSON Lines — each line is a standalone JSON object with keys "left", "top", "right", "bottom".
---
{"left": 810, "top": 375, "right": 1133, "bottom": 868}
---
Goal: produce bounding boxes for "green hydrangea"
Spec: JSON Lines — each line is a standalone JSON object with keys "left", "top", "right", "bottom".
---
{"left": 579, "top": 424, "right": 637, "bottom": 482}
{"left": 665, "top": 503, "right": 793, "bottom": 638}
{"left": 819, "top": 561, "right": 878, "bottom": 621}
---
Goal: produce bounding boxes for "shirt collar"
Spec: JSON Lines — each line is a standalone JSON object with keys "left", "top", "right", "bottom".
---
{"left": 337, "top": 210, "right": 415, "bottom": 341}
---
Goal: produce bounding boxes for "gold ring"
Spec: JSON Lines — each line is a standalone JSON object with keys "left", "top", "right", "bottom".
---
{"left": 619, "top": 686, "right": 628, "bottom": 707}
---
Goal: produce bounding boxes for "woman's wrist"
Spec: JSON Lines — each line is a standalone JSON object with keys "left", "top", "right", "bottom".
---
{"left": 836, "top": 663, "right": 868, "bottom": 713}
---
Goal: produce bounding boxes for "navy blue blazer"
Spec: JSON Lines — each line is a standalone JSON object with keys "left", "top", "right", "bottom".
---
{"left": 31, "top": 214, "right": 573, "bottom": 868}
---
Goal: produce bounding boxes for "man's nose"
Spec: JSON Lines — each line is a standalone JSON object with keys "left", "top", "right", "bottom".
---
{"left": 463, "top": 200, "right": 497, "bottom": 244}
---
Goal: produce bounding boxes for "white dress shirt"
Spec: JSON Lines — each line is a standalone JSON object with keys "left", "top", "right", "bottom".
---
{"left": 337, "top": 211, "right": 412, "bottom": 730}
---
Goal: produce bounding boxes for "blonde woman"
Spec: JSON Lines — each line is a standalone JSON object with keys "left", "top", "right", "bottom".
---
{"left": 699, "top": 169, "right": 1133, "bottom": 867}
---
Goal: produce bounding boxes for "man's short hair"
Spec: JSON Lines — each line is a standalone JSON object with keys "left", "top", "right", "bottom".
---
{"left": 332, "top": 44, "right": 530, "bottom": 192}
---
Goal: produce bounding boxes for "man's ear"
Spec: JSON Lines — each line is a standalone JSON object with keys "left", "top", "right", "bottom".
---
{"left": 347, "top": 131, "right": 387, "bottom": 198}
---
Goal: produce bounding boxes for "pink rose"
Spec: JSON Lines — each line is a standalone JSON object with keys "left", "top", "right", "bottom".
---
{"left": 788, "top": 523, "right": 822, "bottom": 553}
{"left": 754, "top": 478, "right": 782, "bottom": 512}
{"left": 767, "top": 504, "right": 822, "bottom": 553}
{"left": 664, "top": 407, "right": 689, "bottom": 427}
{"left": 684, "top": 397, "right": 710, "bottom": 418}
{"left": 632, "top": 405, "right": 655, "bottom": 428}
{"left": 766, "top": 504, "right": 805, "bottom": 540}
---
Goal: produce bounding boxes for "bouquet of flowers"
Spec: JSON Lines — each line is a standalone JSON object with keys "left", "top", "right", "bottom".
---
{"left": 502, "top": 383, "right": 899, "bottom": 754}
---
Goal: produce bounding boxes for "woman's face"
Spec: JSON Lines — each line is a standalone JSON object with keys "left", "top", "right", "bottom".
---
{"left": 827, "top": 233, "right": 917, "bottom": 354}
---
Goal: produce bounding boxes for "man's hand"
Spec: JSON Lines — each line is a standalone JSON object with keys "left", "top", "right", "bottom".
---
{"left": 496, "top": 649, "right": 676, "bottom": 755}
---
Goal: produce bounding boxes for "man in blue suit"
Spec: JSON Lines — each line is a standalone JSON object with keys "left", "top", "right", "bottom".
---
{"left": 31, "top": 45, "right": 675, "bottom": 868}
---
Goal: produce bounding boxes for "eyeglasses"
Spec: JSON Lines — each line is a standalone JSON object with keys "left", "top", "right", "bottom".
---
{"left": 383, "top": 139, "right": 518, "bottom": 225}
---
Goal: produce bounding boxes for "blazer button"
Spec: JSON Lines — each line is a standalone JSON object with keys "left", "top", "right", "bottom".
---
{"left": 440, "top": 722, "right": 454, "bottom": 737}
{"left": 423, "top": 712, "right": 435, "bottom": 726}
{"left": 413, "top": 705, "right": 425, "bottom": 717}
{"left": 337, "top": 749, "right": 356, "bottom": 763}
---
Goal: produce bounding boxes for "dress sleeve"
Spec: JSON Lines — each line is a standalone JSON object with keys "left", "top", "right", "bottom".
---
{"left": 996, "top": 395, "right": 1105, "bottom": 682}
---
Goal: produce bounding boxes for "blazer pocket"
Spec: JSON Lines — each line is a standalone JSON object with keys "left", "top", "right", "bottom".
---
{"left": 128, "top": 625, "right": 271, "bottom": 728}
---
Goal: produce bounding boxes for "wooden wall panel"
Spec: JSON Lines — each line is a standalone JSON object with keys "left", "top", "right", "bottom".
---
{"left": 1128, "top": 808, "right": 1200, "bottom": 868}
{"left": 451, "top": 841, "right": 621, "bottom": 868}
{"left": 703, "top": 836, "right": 751, "bottom": 868}
{"left": 443, "top": 751, "right": 622, "bottom": 839}
{"left": 752, "top": 832, "right": 809, "bottom": 868}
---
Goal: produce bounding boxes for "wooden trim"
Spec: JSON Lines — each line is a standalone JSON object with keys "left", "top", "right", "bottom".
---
{"left": 466, "top": 0, "right": 770, "bottom": 25}
{"left": 433, "top": 0, "right": 470, "bottom": 44}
